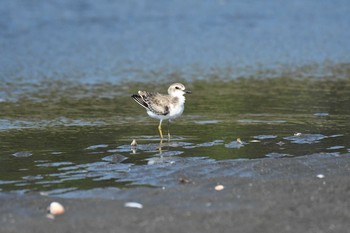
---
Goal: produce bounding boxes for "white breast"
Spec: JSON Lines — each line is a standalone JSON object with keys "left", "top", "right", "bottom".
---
{"left": 169, "top": 95, "right": 185, "bottom": 119}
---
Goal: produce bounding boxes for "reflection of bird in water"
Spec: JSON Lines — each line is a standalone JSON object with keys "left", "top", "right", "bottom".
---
{"left": 131, "top": 83, "right": 191, "bottom": 142}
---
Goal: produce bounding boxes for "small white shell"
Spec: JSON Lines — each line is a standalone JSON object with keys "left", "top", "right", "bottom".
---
{"left": 124, "top": 202, "right": 143, "bottom": 209}
{"left": 215, "top": 184, "right": 225, "bottom": 191}
{"left": 48, "top": 202, "right": 65, "bottom": 215}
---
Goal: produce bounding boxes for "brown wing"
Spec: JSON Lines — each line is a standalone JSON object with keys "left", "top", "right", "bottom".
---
{"left": 131, "top": 91, "right": 170, "bottom": 115}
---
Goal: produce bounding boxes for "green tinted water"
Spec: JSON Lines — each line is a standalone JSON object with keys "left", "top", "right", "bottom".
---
{"left": 1, "top": 74, "right": 350, "bottom": 195}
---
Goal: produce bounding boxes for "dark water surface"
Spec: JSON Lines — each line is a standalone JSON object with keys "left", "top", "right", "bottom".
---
{"left": 1, "top": 0, "right": 350, "bottom": 196}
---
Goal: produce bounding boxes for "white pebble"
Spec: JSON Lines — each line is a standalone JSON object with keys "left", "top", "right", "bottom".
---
{"left": 316, "top": 174, "right": 325, "bottom": 179}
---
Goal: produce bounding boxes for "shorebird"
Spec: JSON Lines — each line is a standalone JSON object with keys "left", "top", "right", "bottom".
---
{"left": 131, "top": 83, "right": 191, "bottom": 141}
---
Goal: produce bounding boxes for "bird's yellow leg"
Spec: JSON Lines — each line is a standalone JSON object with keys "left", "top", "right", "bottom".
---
{"left": 158, "top": 120, "right": 163, "bottom": 140}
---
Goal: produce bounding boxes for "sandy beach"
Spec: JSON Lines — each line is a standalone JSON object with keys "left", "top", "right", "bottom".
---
{"left": 1, "top": 153, "right": 349, "bottom": 233}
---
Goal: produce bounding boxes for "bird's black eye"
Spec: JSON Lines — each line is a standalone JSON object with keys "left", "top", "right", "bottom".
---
{"left": 175, "top": 86, "right": 180, "bottom": 89}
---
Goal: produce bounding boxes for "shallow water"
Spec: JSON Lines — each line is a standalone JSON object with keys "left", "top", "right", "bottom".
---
{"left": 1, "top": 73, "right": 350, "bottom": 195}
{"left": 1, "top": 0, "right": 350, "bottom": 196}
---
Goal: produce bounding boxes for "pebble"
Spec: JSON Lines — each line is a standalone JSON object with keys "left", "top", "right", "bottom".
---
{"left": 215, "top": 184, "right": 225, "bottom": 191}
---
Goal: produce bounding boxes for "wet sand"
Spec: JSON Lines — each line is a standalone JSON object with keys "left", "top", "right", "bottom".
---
{"left": 1, "top": 153, "right": 349, "bottom": 233}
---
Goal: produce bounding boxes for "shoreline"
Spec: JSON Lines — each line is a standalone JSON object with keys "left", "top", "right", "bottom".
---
{"left": 1, "top": 153, "right": 349, "bottom": 233}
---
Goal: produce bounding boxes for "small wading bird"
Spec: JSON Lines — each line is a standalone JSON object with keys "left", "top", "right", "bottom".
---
{"left": 131, "top": 83, "right": 191, "bottom": 142}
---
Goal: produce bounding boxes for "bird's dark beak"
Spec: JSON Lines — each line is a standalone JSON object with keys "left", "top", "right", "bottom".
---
{"left": 185, "top": 90, "right": 192, "bottom": 94}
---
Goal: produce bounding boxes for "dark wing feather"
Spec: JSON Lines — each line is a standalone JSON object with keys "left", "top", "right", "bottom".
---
{"left": 131, "top": 94, "right": 149, "bottom": 109}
